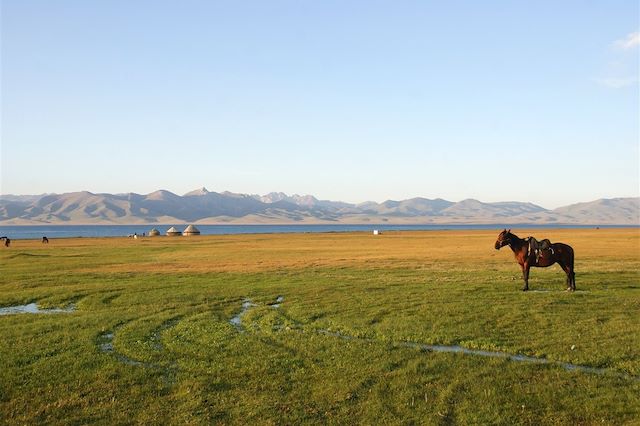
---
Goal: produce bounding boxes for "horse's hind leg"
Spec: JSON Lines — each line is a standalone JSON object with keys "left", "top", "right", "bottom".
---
{"left": 567, "top": 248, "right": 576, "bottom": 291}
{"left": 569, "top": 268, "right": 576, "bottom": 291}
{"left": 558, "top": 262, "right": 575, "bottom": 292}
{"left": 566, "top": 255, "right": 576, "bottom": 291}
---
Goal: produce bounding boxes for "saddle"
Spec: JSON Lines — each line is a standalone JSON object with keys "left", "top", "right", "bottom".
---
{"left": 525, "top": 237, "right": 553, "bottom": 262}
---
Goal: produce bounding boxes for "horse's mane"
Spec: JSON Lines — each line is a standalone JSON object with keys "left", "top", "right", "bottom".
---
{"left": 506, "top": 231, "right": 526, "bottom": 248}
{"left": 507, "top": 230, "right": 521, "bottom": 240}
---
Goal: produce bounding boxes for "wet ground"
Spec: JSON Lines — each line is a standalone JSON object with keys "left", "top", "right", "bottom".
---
{"left": 0, "top": 302, "right": 75, "bottom": 315}
{"left": 9, "top": 296, "right": 630, "bottom": 382}
{"left": 228, "top": 298, "right": 637, "bottom": 381}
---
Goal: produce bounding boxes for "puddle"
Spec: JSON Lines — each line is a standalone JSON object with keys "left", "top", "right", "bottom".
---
{"left": 269, "top": 296, "right": 285, "bottom": 308}
{"left": 97, "top": 322, "right": 179, "bottom": 386}
{"left": 98, "top": 332, "right": 114, "bottom": 352}
{"left": 229, "top": 296, "right": 284, "bottom": 330}
{"left": 402, "top": 342, "right": 613, "bottom": 375}
{"left": 225, "top": 297, "right": 633, "bottom": 380}
{"left": 229, "top": 299, "right": 256, "bottom": 330}
{"left": 318, "top": 330, "right": 636, "bottom": 381}
{"left": 97, "top": 331, "right": 146, "bottom": 367}
{"left": 151, "top": 317, "right": 182, "bottom": 351}
{"left": 0, "top": 302, "right": 76, "bottom": 316}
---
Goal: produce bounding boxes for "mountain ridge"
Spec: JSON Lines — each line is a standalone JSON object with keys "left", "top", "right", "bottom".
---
{"left": 0, "top": 190, "right": 638, "bottom": 225}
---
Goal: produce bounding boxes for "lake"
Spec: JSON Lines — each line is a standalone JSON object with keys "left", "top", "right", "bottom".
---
{"left": 0, "top": 223, "right": 625, "bottom": 240}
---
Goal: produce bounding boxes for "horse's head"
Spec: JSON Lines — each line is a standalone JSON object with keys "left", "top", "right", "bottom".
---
{"left": 495, "top": 229, "right": 512, "bottom": 250}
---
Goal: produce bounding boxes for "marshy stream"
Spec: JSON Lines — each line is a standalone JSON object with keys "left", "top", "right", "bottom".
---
{"left": 229, "top": 298, "right": 637, "bottom": 381}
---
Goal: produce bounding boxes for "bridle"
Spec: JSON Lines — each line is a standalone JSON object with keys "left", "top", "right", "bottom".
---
{"left": 498, "top": 233, "right": 512, "bottom": 248}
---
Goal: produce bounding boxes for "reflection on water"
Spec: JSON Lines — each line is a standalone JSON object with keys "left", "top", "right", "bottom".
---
{"left": 229, "top": 300, "right": 256, "bottom": 330}
{"left": 269, "top": 296, "right": 285, "bottom": 308}
{"left": 403, "top": 342, "right": 611, "bottom": 375}
{"left": 0, "top": 302, "right": 75, "bottom": 315}
{"left": 97, "top": 330, "right": 146, "bottom": 367}
{"left": 318, "top": 330, "right": 634, "bottom": 379}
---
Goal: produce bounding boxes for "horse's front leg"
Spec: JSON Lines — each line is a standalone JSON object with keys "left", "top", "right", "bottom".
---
{"left": 522, "top": 264, "right": 530, "bottom": 291}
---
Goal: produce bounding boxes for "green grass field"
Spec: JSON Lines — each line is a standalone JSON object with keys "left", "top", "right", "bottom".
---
{"left": 1, "top": 229, "right": 639, "bottom": 425}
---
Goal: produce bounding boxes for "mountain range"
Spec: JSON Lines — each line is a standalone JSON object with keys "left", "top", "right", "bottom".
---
{"left": 0, "top": 188, "right": 638, "bottom": 225}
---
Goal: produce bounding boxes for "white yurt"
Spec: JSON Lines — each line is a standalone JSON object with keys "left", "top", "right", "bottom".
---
{"left": 149, "top": 228, "right": 160, "bottom": 237}
{"left": 166, "top": 226, "right": 182, "bottom": 236}
{"left": 183, "top": 224, "right": 201, "bottom": 236}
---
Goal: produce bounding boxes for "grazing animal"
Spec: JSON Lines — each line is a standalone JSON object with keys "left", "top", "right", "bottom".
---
{"left": 1, "top": 237, "right": 10, "bottom": 247}
{"left": 494, "top": 229, "right": 575, "bottom": 291}
{"left": 42, "top": 236, "right": 49, "bottom": 244}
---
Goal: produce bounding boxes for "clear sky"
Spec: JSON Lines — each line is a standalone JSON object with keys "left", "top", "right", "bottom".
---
{"left": 1, "top": 1, "right": 638, "bottom": 208}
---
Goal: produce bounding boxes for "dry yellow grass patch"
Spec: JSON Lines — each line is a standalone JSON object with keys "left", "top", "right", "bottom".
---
{"left": 5, "top": 228, "right": 637, "bottom": 274}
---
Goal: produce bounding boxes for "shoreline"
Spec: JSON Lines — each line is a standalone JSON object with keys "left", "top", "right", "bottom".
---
{"left": 1, "top": 223, "right": 637, "bottom": 241}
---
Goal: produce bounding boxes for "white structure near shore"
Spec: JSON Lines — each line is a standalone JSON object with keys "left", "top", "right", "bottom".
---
{"left": 166, "top": 226, "right": 182, "bottom": 236}
{"left": 183, "top": 225, "right": 201, "bottom": 236}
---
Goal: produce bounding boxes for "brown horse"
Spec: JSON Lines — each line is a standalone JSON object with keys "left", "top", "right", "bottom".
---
{"left": 495, "top": 229, "right": 575, "bottom": 291}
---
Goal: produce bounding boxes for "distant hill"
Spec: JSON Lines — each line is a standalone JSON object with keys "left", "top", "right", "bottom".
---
{"left": 552, "top": 198, "right": 639, "bottom": 225}
{"left": 0, "top": 188, "right": 637, "bottom": 225}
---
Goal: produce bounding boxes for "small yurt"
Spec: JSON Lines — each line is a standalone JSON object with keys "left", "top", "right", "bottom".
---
{"left": 166, "top": 226, "right": 182, "bottom": 236}
{"left": 149, "top": 228, "right": 160, "bottom": 237}
{"left": 183, "top": 224, "right": 201, "bottom": 236}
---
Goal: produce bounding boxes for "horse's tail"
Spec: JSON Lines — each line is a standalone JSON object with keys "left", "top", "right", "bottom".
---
{"left": 570, "top": 245, "right": 575, "bottom": 270}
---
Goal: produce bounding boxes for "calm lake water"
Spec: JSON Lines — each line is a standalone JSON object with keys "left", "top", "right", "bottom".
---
{"left": 0, "top": 224, "right": 627, "bottom": 240}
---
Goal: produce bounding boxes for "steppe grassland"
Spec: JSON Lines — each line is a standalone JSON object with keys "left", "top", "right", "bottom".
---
{"left": 0, "top": 229, "right": 638, "bottom": 424}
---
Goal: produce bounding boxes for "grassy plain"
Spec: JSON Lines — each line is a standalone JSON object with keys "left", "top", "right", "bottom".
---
{"left": 0, "top": 228, "right": 639, "bottom": 425}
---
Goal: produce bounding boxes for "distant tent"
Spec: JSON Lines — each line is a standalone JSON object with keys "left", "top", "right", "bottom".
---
{"left": 149, "top": 228, "right": 160, "bottom": 236}
{"left": 166, "top": 226, "right": 182, "bottom": 236}
{"left": 183, "top": 225, "right": 201, "bottom": 236}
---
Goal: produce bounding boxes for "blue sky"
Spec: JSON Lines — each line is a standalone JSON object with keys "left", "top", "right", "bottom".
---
{"left": 1, "top": 1, "right": 638, "bottom": 208}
